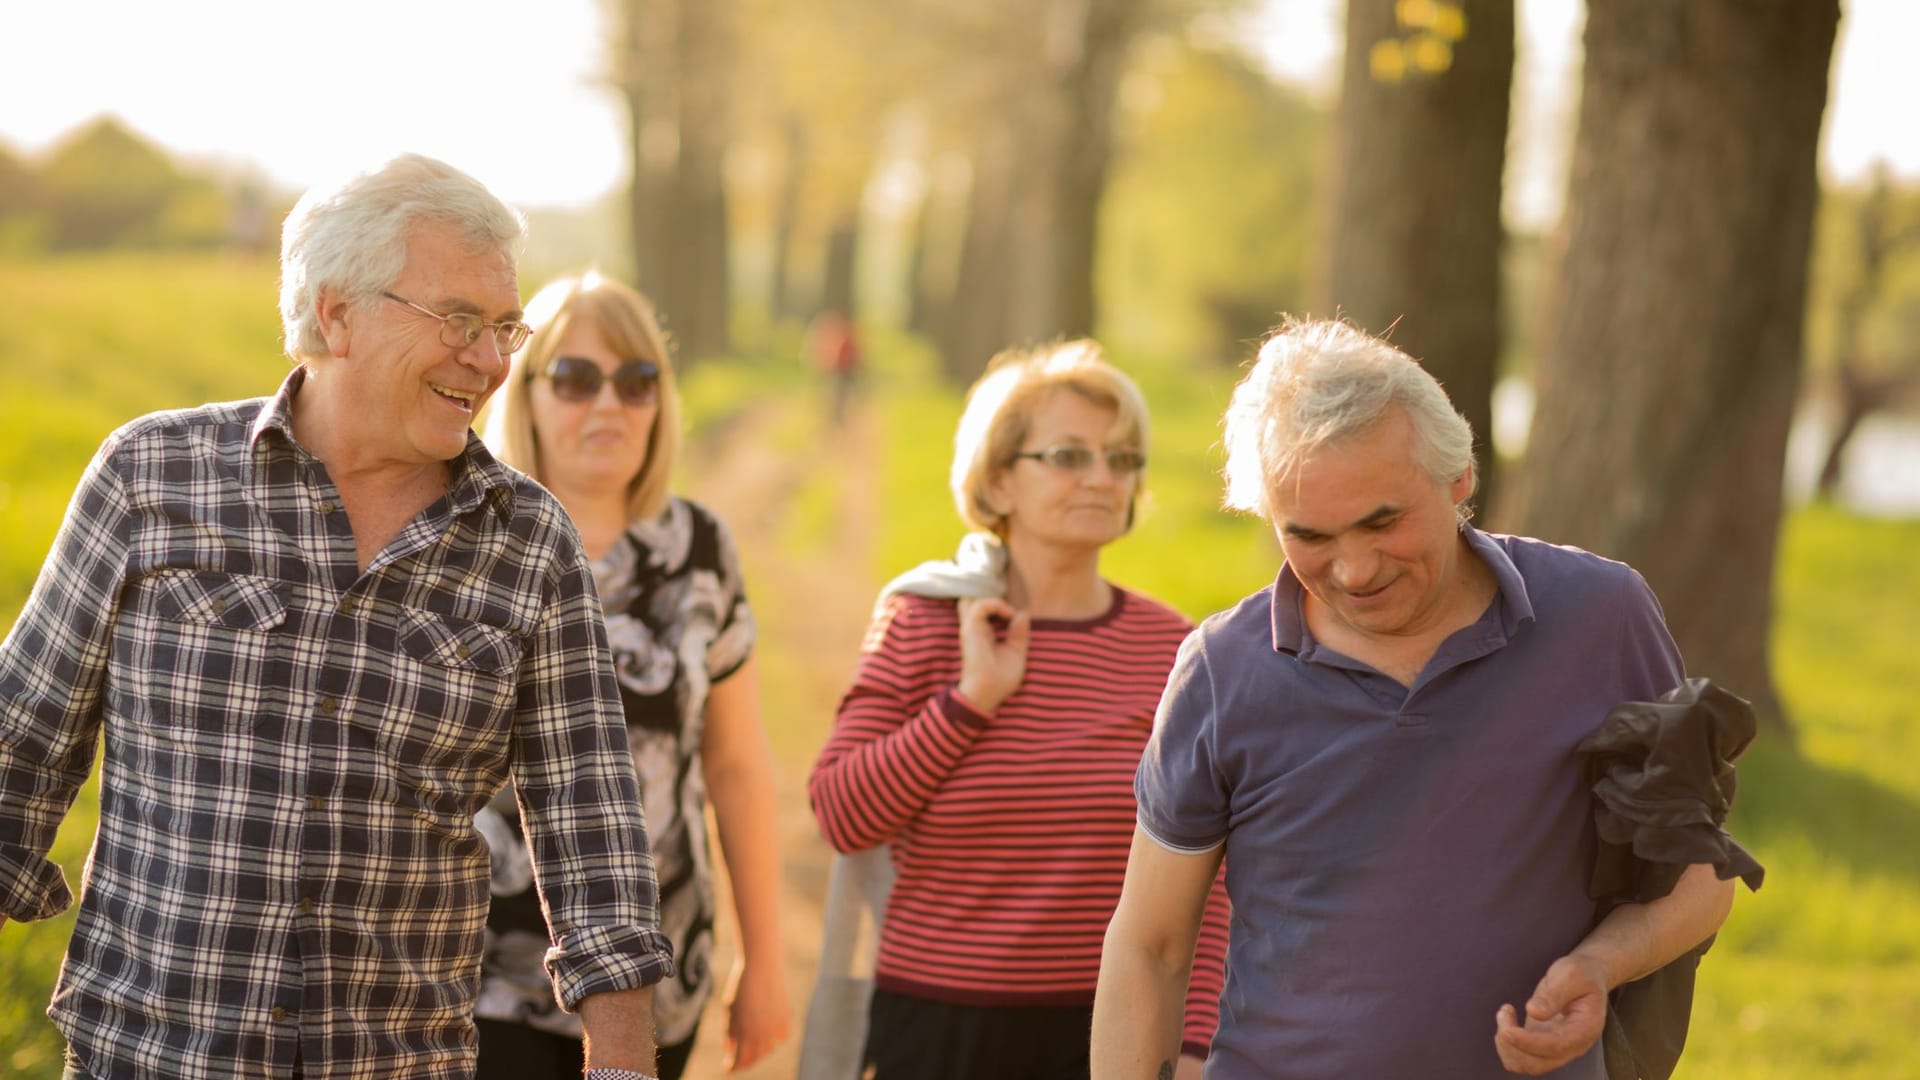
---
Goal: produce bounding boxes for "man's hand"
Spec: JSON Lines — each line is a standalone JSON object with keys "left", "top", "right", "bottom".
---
{"left": 1493, "top": 951, "right": 1610, "bottom": 1075}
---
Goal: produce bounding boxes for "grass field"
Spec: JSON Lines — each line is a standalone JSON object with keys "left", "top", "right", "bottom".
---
{"left": 5, "top": 254, "right": 1919, "bottom": 1076}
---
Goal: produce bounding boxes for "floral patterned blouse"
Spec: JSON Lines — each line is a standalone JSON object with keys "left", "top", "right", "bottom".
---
{"left": 474, "top": 496, "right": 755, "bottom": 1046}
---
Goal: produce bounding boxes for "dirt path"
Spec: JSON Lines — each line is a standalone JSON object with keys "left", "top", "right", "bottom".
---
{"left": 678, "top": 396, "right": 881, "bottom": 1079}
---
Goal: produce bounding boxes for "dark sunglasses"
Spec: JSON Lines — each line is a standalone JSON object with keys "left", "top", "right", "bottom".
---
{"left": 540, "top": 356, "right": 661, "bottom": 406}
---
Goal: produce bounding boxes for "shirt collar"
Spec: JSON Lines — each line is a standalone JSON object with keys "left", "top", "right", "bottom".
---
{"left": 1269, "top": 522, "right": 1536, "bottom": 656}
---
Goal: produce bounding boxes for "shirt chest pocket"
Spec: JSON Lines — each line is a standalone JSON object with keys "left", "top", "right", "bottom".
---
{"left": 112, "top": 570, "right": 291, "bottom": 736}
{"left": 370, "top": 607, "right": 526, "bottom": 795}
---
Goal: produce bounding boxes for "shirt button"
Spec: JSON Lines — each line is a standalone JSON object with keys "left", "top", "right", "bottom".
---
{"left": 299, "top": 897, "right": 315, "bottom": 912}
{"left": 454, "top": 643, "right": 472, "bottom": 660}
{"left": 210, "top": 597, "right": 229, "bottom": 616}
{"left": 270, "top": 1006, "right": 289, "bottom": 1021}
{"left": 317, "top": 697, "right": 338, "bottom": 716}
{"left": 338, "top": 596, "right": 355, "bottom": 615}
{"left": 309, "top": 796, "right": 327, "bottom": 811}
{"left": 317, "top": 499, "right": 337, "bottom": 514}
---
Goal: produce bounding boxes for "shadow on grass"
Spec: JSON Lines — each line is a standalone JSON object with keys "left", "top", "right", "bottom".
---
{"left": 1730, "top": 735, "right": 1920, "bottom": 889}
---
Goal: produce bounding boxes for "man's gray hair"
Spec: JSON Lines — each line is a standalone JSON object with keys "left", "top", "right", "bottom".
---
{"left": 1222, "top": 318, "right": 1476, "bottom": 520}
{"left": 278, "top": 153, "right": 525, "bottom": 362}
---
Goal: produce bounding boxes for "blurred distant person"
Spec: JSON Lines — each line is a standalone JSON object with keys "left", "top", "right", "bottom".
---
{"left": 476, "top": 271, "right": 791, "bottom": 1080}
{"left": 0, "top": 154, "right": 671, "bottom": 1080}
{"left": 1091, "top": 319, "right": 1737, "bottom": 1079}
{"left": 806, "top": 308, "right": 861, "bottom": 428}
{"left": 809, "top": 340, "right": 1228, "bottom": 1080}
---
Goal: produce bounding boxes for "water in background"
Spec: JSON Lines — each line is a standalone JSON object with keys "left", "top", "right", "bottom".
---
{"left": 1492, "top": 377, "right": 1920, "bottom": 518}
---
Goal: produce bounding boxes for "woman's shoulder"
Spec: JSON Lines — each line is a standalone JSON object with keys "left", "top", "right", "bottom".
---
{"left": 1111, "top": 584, "right": 1196, "bottom": 635}
{"left": 860, "top": 590, "right": 961, "bottom": 654}
{"left": 626, "top": 494, "right": 746, "bottom": 576}
{"left": 665, "top": 493, "right": 740, "bottom": 540}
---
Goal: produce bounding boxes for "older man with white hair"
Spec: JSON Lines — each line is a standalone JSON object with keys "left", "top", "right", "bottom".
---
{"left": 1091, "top": 318, "right": 1736, "bottom": 1079}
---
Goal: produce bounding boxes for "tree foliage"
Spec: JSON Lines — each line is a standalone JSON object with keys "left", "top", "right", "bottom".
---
{"left": 1101, "top": 34, "right": 1321, "bottom": 364}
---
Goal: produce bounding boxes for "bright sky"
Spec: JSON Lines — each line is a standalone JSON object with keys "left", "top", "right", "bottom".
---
{"left": 3, "top": 0, "right": 1915, "bottom": 219}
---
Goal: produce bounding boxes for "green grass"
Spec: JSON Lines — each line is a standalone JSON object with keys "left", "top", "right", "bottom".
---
{"left": 4, "top": 253, "right": 1918, "bottom": 1076}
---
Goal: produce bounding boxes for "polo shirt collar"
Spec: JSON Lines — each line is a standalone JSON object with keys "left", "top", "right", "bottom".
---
{"left": 1269, "top": 523, "right": 1536, "bottom": 657}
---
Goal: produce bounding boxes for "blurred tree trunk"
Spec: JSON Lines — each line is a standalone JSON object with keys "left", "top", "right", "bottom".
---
{"left": 769, "top": 116, "right": 808, "bottom": 323}
{"left": 669, "top": 0, "right": 733, "bottom": 363}
{"left": 936, "top": 0, "right": 1145, "bottom": 382}
{"left": 618, "top": 0, "right": 673, "bottom": 311}
{"left": 616, "top": 0, "right": 733, "bottom": 368}
{"left": 1816, "top": 164, "right": 1920, "bottom": 498}
{"left": 1011, "top": 0, "right": 1142, "bottom": 345}
{"left": 1314, "top": 0, "right": 1512, "bottom": 519}
{"left": 819, "top": 216, "right": 859, "bottom": 319}
{"left": 938, "top": 121, "right": 1017, "bottom": 382}
{"left": 1499, "top": 0, "right": 1839, "bottom": 734}
{"left": 905, "top": 183, "right": 943, "bottom": 338}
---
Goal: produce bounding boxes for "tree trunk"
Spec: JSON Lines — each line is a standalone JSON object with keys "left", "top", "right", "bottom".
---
{"left": 618, "top": 0, "right": 674, "bottom": 298}
{"left": 668, "top": 0, "right": 733, "bottom": 364}
{"left": 1315, "top": 0, "right": 1513, "bottom": 519}
{"left": 1000, "top": 0, "right": 1143, "bottom": 348}
{"left": 819, "top": 216, "right": 859, "bottom": 320}
{"left": 1499, "top": 0, "right": 1839, "bottom": 734}
{"left": 937, "top": 122, "right": 1017, "bottom": 383}
{"left": 769, "top": 116, "right": 808, "bottom": 323}
{"left": 1815, "top": 165, "right": 1911, "bottom": 499}
{"left": 905, "top": 181, "right": 943, "bottom": 338}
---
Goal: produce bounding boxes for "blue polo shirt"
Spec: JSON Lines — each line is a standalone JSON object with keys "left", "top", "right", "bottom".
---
{"left": 1136, "top": 528, "right": 1684, "bottom": 1079}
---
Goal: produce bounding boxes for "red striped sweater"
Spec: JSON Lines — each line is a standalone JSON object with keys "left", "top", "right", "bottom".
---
{"left": 809, "top": 587, "right": 1230, "bottom": 1057}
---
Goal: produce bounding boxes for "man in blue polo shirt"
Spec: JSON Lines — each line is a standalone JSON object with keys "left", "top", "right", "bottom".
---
{"left": 1090, "top": 319, "right": 1737, "bottom": 1079}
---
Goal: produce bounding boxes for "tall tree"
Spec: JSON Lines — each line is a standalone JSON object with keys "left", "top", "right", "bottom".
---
{"left": 1315, "top": 0, "right": 1512, "bottom": 517}
{"left": 1499, "top": 0, "right": 1840, "bottom": 731}
{"left": 615, "top": 0, "right": 734, "bottom": 366}
{"left": 932, "top": 0, "right": 1150, "bottom": 380}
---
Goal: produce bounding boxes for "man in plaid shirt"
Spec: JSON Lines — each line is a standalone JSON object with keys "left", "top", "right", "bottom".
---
{"left": 0, "top": 155, "right": 673, "bottom": 1079}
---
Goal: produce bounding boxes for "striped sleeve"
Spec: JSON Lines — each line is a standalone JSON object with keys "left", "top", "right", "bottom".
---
{"left": 808, "top": 594, "right": 983, "bottom": 852}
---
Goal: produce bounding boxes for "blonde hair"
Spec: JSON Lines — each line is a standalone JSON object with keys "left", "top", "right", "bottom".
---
{"left": 950, "top": 339, "right": 1151, "bottom": 535}
{"left": 482, "top": 271, "right": 682, "bottom": 521}
{"left": 1222, "top": 317, "right": 1476, "bottom": 520}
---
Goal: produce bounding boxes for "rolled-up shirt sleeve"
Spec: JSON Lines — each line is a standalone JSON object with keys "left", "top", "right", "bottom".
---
{"left": 0, "top": 435, "right": 129, "bottom": 923}
{"left": 510, "top": 547, "right": 675, "bottom": 1010}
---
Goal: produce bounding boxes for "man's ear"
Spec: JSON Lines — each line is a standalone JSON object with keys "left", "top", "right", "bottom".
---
{"left": 315, "top": 287, "right": 356, "bottom": 359}
{"left": 1449, "top": 464, "right": 1475, "bottom": 507}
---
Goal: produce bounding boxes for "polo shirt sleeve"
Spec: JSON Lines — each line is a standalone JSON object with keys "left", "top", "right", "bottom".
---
{"left": 1614, "top": 567, "right": 1687, "bottom": 701}
{"left": 1135, "top": 628, "right": 1231, "bottom": 854}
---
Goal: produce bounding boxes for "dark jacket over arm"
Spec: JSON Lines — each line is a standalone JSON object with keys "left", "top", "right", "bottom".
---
{"left": 1579, "top": 677, "right": 1766, "bottom": 1080}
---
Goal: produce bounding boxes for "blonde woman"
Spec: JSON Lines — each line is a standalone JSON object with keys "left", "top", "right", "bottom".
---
{"left": 808, "top": 341, "right": 1228, "bottom": 1079}
{"left": 475, "top": 272, "right": 790, "bottom": 1079}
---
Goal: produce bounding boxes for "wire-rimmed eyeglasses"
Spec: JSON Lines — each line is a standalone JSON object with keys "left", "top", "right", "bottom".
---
{"left": 381, "top": 291, "right": 532, "bottom": 355}
{"left": 1012, "top": 444, "right": 1148, "bottom": 474}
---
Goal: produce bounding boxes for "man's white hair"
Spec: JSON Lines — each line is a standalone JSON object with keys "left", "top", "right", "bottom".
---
{"left": 1221, "top": 318, "right": 1477, "bottom": 520}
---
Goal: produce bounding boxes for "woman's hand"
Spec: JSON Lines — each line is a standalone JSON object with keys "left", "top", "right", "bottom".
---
{"left": 723, "top": 958, "right": 792, "bottom": 1072}
{"left": 955, "top": 596, "right": 1030, "bottom": 715}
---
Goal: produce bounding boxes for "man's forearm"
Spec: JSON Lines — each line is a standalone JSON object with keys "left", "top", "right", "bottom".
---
{"left": 578, "top": 986, "right": 658, "bottom": 1072}
{"left": 1090, "top": 944, "right": 1192, "bottom": 1079}
{"left": 1574, "top": 862, "right": 1737, "bottom": 989}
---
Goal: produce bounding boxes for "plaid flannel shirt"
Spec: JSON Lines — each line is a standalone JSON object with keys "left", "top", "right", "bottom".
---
{"left": 0, "top": 370, "right": 673, "bottom": 1079}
